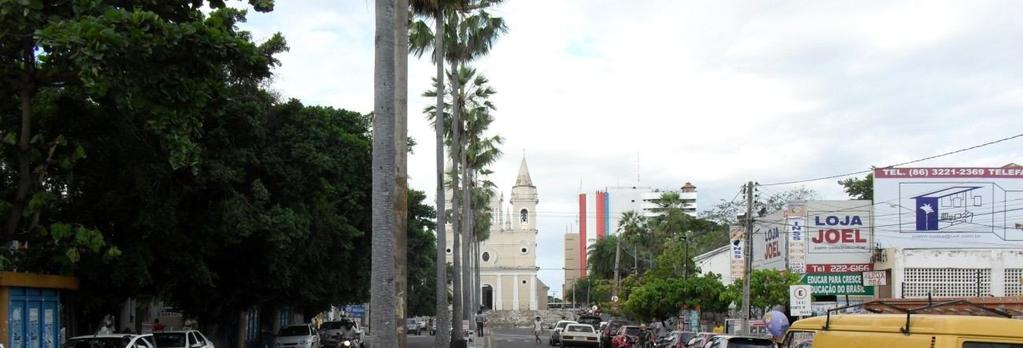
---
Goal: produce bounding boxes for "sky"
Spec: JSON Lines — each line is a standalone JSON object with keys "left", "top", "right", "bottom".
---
{"left": 237, "top": 0, "right": 1023, "bottom": 298}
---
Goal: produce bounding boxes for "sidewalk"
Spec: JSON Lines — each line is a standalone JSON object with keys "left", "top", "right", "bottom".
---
{"left": 466, "top": 331, "right": 493, "bottom": 348}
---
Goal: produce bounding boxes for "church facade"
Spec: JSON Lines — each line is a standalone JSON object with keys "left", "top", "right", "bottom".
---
{"left": 445, "top": 158, "right": 548, "bottom": 311}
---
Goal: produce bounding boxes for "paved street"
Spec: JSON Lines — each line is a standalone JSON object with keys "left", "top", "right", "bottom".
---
{"left": 407, "top": 327, "right": 538, "bottom": 348}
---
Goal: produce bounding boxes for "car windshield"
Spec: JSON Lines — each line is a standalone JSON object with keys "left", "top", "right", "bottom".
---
{"left": 727, "top": 337, "right": 775, "bottom": 348}
{"left": 566, "top": 325, "right": 593, "bottom": 333}
{"left": 66, "top": 338, "right": 130, "bottom": 348}
{"left": 320, "top": 321, "right": 354, "bottom": 330}
{"left": 624, "top": 327, "right": 641, "bottom": 337}
{"left": 154, "top": 333, "right": 186, "bottom": 348}
{"left": 577, "top": 316, "right": 601, "bottom": 327}
{"left": 278, "top": 326, "right": 311, "bottom": 337}
{"left": 556, "top": 322, "right": 574, "bottom": 329}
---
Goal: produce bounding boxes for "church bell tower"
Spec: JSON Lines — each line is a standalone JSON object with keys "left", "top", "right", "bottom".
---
{"left": 511, "top": 157, "right": 538, "bottom": 232}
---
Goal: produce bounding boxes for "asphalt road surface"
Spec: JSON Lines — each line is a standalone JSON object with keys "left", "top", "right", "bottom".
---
{"left": 406, "top": 327, "right": 542, "bottom": 348}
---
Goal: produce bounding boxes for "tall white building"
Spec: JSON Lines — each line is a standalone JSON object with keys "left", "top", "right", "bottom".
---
{"left": 444, "top": 157, "right": 547, "bottom": 311}
{"left": 604, "top": 182, "right": 699, "bottom": 234}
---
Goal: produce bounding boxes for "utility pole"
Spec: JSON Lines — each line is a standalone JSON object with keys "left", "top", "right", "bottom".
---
{"left": 741, "top": 181, "right": 755, "bottom": 336}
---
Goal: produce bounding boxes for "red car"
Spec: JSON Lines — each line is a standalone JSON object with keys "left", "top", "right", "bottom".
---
{"left": 611, "top": 326, "right": 643, "bottom": 348}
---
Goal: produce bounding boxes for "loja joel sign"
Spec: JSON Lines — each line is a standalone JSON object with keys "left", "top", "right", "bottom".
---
{"left": 800, "top": 273, "right": 874, "bottom": 295}
{"left": 808, "top": 212, "right": 871, "bottom": 254}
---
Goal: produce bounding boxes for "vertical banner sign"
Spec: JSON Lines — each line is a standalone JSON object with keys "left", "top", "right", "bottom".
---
{"left": 730, "top": 226, "right": 746, "bottom": 280}
{"left": 786, "top": 205, "right": 807, "bottom": 273}
{"left": 789, "top": 285, "right": 812, "bottom": 316}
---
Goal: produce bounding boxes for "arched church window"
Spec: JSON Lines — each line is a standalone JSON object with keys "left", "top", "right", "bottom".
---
{"left": 520, "top": 209, "right": 528, "bottom": 223}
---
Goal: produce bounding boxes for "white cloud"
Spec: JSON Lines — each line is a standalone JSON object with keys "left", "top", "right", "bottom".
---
{"left": 239, "top": 0, "right": 1023, "bottom": 299}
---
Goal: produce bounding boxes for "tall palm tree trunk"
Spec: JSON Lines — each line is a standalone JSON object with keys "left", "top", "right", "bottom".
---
{"left": 393, "top": 0, "right": 410, "bottom": 346}
{"left": 431, "top": 9, "right": 451, "bottom": 348}
{"left": 370, "top": 0, "right": 398, "bottom": 345}
{"left": 474, "top": 239, "right": 481, "bottom": 309}
{"left": 460, "top": 150, "right": 472, "bottom": 326}
{"left": 449, "top": 64, "right": 465, "bottom": 341}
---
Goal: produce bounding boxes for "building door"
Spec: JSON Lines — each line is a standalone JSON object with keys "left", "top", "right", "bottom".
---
{"left": 482, "top": 285, "right": 493, "bottom": 310}
{"left": 8, "top": 288, "right": 60, "bottom": 348}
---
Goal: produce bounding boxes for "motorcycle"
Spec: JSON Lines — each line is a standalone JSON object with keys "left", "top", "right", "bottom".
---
{"left": 334, "top": 333, "right": 363, "bottom": 348}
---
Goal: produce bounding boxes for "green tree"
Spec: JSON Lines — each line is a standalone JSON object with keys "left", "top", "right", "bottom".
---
{"left": 407, "top": 190, "right": 438, "bottom": 317}
{"left": 701, "top": 187, "right": 818, "bottom": 225}
{"left": 615, "top": 211, "right": 647, "bottom": 295}
{"left": 409, "top": 0, "right": 461, "bottom": 343}
{"left": 838, "top": 173, "right": 873, "bottom": 200}
{"left": 623, "top": 273, "right": 727, "bottom": 323}
{"left": 1, "top": 0, "right": 280, "bottom": 273}
{"left": 721, "top": 269, "right": 801, "bottom": 317}
{"left": 587, "top": 234, "right": 634, "bottom": 280}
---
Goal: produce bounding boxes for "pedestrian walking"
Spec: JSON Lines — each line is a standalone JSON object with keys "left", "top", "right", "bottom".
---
{"left": 152, "top": 319, "right": 165, "bottom": 332}
{"left": 475, "top": 309, "right": 487, "bottom": 337}
{"left": 533, "top": 316, "right": 543, "bottom": 344}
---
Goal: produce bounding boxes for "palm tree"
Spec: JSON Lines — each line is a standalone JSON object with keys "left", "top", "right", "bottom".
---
{"left": 614, "top": 211, "right": 646, "bottom": 297}
{"left": 411, "top": 1, "right": 506, "bottom": 340}
{"left": 409, "top": 0, "right": 454, "bottom": 342}
{"left": 370, "top": 0, "right": 402, "bottom": 346}
{"left": 394, "top": 0, "right": 411, "bottom": 345}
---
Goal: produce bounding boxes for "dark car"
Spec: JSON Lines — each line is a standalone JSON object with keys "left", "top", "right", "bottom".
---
{"left": 577, "top": 315, "right": 602, "bottom": 334}
{"left": 601, "top": 320, "right": 631, "bottom": 348}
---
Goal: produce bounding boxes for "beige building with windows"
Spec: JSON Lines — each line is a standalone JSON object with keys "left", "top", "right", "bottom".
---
{"left": 563, "top": 233, "right": 580, "bottom": 300}
{"left": 445, "top": 158, "right": 547, "bottom": 311}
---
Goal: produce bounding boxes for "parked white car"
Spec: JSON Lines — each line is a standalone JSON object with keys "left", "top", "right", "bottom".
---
{"left": 559, "top": 324, "right": 600, "bottom": 347}
{"left": 65, "top": 334, "right": 154, "bottom": 348}
{"left": 549, "top": 320, "right": 577, "bottom": 346}
{"left": 274, "top": 324, "right": 320, "bottom": 348}
{"left": 153, "top": 331, "right": 214, "bottom": 348}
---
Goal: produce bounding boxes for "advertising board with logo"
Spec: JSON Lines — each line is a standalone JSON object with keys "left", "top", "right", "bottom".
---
{"left": 809, "top": 211, "right": 871, "bottom": 254}
{"left": 800, "top": 273, "right": 874, "bottom": 295}
{"left": 730, "top": 226, "right": 746, "bottom": 281}
{"left": 752, "top": 211, "right": 787, "bottom": 270}
{"left": 873, "top": 167, "right": 1023, "bottom": 248}
{"left": 751, "top": 201, "right": 873, "bottom": 273}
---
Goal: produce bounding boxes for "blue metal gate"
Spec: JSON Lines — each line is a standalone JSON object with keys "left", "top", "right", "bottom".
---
{"left": 8, "top": 288, "right": 60, "bottom": 348}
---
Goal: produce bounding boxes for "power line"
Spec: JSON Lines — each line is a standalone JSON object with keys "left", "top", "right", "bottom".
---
{"left": 760, "top": 131, "right": 1023, "bottom": 186}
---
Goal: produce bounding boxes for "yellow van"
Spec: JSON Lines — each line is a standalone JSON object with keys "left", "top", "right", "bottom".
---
{"left": 781, "top": 314, "right": 1023, "bottom": 347}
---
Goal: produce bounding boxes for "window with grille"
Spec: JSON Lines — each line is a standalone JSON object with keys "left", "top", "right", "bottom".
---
{"left": 903, "top": 268, "right": 991, "bottom": 298}
{"left": 1006, "top": 269, "right": 1023, "bottom": 297}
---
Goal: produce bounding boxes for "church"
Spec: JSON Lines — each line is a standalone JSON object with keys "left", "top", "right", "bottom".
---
{"left": 445, "top": 157, "right": 548, "bottom": 311}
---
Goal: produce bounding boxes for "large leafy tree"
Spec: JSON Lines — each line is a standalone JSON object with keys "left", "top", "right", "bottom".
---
{"left": 1, "top": 0, "right": 279, "bottom": 268}
{"left": 721, "top": 269, "right": 801, "bottom": 317}
{"left": 838, "top": 173, "right": 873, "bottom": 200}
{"left": 407, "top": 189, "right": 437, "bottom": 317}
{"left": 701, "top": 187, "right": 819, "bottom": 225}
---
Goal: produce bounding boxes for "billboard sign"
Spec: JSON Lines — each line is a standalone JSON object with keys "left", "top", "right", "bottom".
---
{"left": 862, "top": 270, "right": 887, "bottom": 286}
{"left": 805, "top": 263, "right": 872, "bottom": 273}
{"left": 873, "top": 167, "right": 1023, "bottom": 248}
{"left": 800, "top": 273, "right": 875, "bottom": 295}
{"left": 786, "top": 205, "right": 807, "bottom": 274}
{"left": 808, "top": 211, "right": 871, "bottom": 254}
{"left": 753, "top": 210, "right": 787, "bottom": 270}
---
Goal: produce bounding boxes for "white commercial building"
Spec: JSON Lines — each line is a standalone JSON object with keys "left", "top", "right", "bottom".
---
{"left": 605, "top": 182, "right": 698, "bottom": 235}
{"left": 872, "top": 166, "right": 1023, "bottom": 299}
{"left": 694, "top": 245, "right": 734, "bottom": 286}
